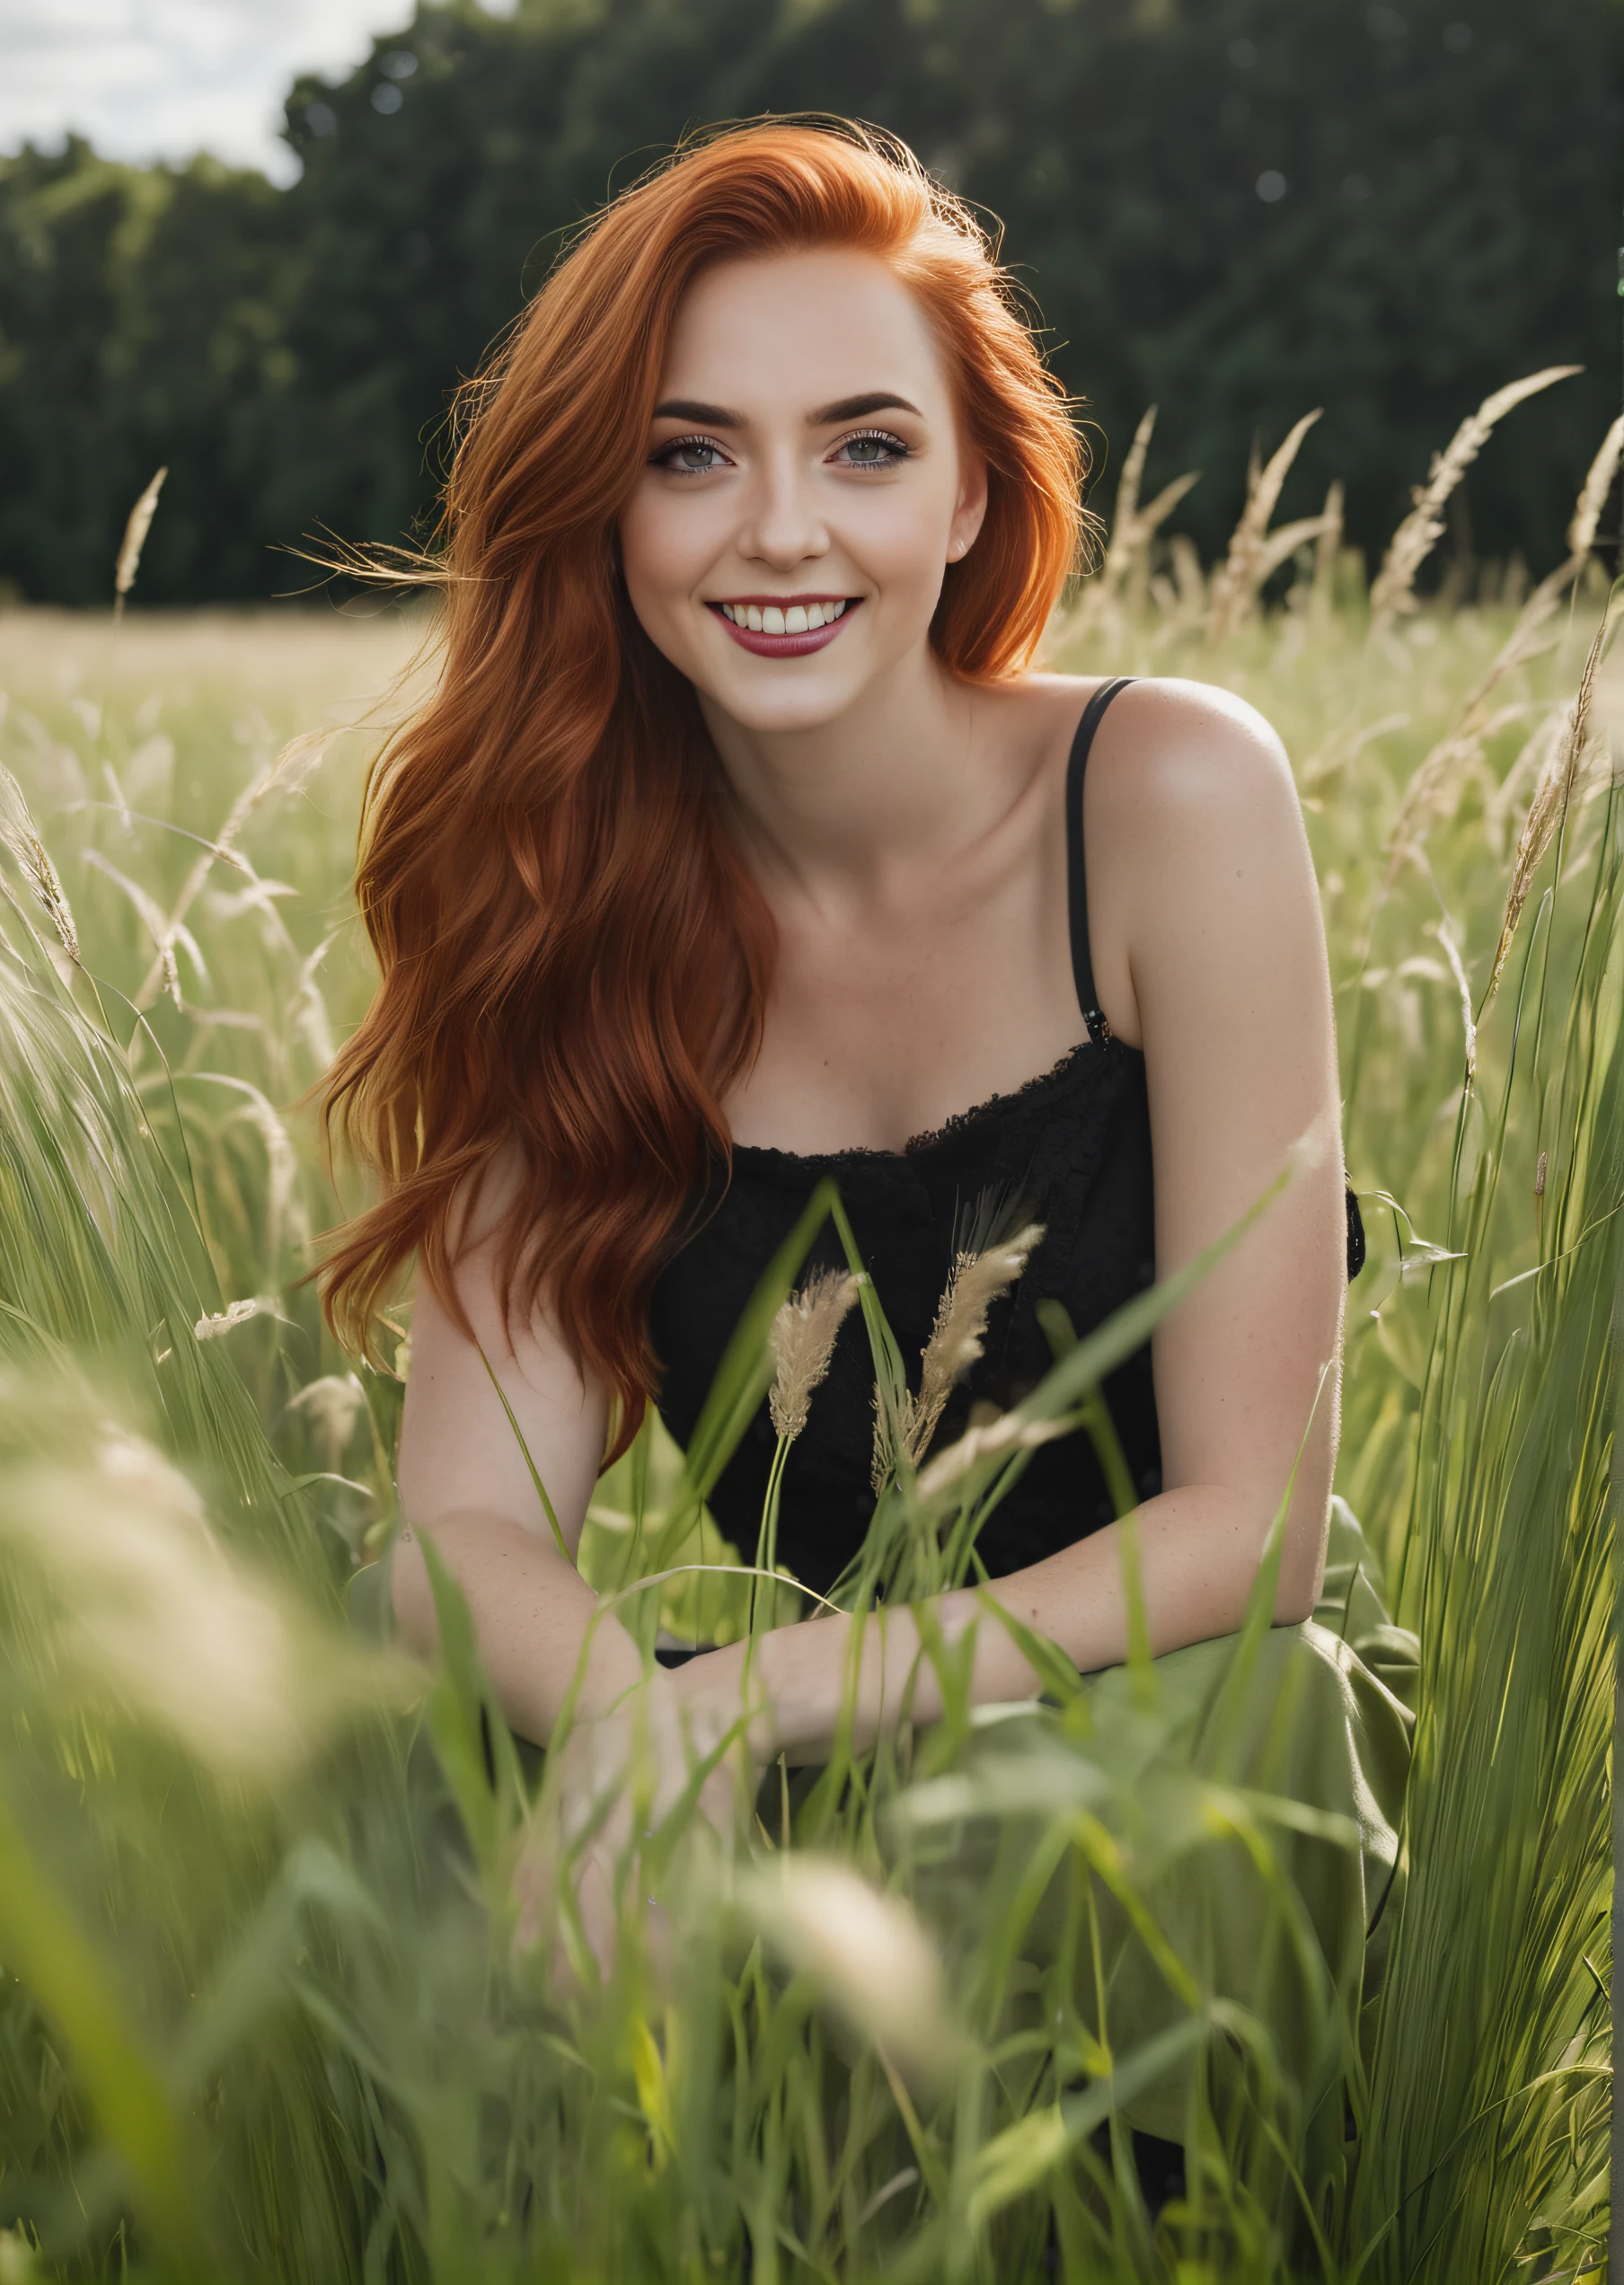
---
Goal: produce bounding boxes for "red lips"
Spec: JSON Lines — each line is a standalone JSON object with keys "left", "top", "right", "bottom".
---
{"left": 710, "top": 600, "right": 861, "bottom": 657}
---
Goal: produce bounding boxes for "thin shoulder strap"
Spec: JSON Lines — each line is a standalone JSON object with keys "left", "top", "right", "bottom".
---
{"left": 1065, "top": 676, "right": 1137, "bottom": 1043}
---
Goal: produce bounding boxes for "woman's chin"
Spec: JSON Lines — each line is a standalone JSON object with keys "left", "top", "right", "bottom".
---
{"left": 697, "top": 664, "right": 874, "bottom": 738}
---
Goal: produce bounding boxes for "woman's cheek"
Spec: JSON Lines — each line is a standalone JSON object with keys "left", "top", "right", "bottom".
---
{"left": 854, "top": 495, "right": 954, "bottom": 597}
{"left": 620, "top": 520, "right": 694, "bottom": 650}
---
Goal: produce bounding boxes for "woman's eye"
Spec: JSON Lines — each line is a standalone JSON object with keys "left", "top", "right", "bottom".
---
{"left": 655, "top": 437, "right": 728, "bottom": 475}
{"left": 834, "top": 429, "right": 909, "bottom": 470}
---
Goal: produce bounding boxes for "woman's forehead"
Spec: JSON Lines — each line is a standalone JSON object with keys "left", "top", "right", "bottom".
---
{"left": 658, "top": 250, "right": 952, "bottom": 411}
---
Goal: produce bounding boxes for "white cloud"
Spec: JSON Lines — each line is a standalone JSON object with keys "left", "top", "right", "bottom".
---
{"left": 0, "top": 0, "right": 455, "bottom": 182}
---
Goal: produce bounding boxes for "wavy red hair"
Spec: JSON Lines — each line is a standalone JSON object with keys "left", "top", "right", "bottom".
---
{"left": 321, "top": 119, "right": 1090, "bottom": 1455}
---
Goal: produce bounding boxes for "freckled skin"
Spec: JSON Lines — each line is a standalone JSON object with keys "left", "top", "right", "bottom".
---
{"left": 391, "top": 249, "right": 1345, "bottom": 1941}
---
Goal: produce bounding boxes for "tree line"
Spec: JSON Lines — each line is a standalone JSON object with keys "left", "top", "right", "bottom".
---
{"left": 1, "top": 0, "right": 1619, "bottom": 606}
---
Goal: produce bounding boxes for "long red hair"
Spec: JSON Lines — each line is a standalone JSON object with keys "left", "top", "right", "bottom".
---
{"left": 321, "top": 119, "right": 1089, "bottom": 1454}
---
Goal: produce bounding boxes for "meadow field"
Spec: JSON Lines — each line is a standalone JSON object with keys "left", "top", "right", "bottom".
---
{"left": 0, "top": 397, "right": 1619, "bottom": 2281}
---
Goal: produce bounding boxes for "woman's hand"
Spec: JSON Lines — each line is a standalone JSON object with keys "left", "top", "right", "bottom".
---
{"left": 527, "top": 1664, "right": 752, "bottom": 1982}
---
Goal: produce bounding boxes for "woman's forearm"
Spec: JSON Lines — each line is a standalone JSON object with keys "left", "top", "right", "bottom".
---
{"left": 675, "top": 1481, "right": 1321, "bottom": 1761}
{"left": 393, "top": 1466, "right": 1322, "bottom": 1761}
{"left": 393, "top": 1508, "right": 648, "bottom": 1744}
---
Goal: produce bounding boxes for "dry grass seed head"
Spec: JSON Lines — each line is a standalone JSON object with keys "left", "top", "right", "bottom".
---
{"left": 876, "top": 1222, "right": 1045, "bottom": 1482}
{"left": 128, "top": 729, "right": 331, "bottom": 1016}
{"left": 1068, "top": 405, "right": 1198, "bottom": 637}
{"left": 1206, "top": 409, "right": 1322, "bottom": 643}
{"left": 0, "top": 762, "right": 80, "bottom": 965}
{"left": 1311, "top": 481, "right": 1346, "bottom": 606}
{"left": 1485, "top": 606, "right": 1617, "bottom": 1009}
{"left": 1369, "top": 366, "right": 1579, "bottom": 634}
{"left": 1384, "top": 461, "right": 1609, "bottom": 874}
{"left": 1567, "top": 415, "right": 1624, "bottom": 562}
{"left": 286, "top": 1372, "right": 368, "bottom": 1470}
{"left": 194, "top": 1295, "right": 278, "bottom": 1341}
{"left": 113, "top": 466, "right": 168, "bottom": 616}
{"left": 1109, "top": 406, "right": 1157, "bottom": 563}
{"left": 768, "top": 1269, "right": 862, "bottom": 1442}
{"left": 737, "top": 1854, "right": 959, "bottom": 2086}
{"left": 7, "top": 1426, "right": 298, "bottom": 1777}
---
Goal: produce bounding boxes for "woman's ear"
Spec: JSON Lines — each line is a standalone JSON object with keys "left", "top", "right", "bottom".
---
{"left": 949, "top": 457, "right": 989, "bottom": 563}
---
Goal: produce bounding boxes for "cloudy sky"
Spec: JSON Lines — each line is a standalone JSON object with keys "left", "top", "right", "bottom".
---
{"left": 0, "top": 0, "right": 513, "bottom": 182}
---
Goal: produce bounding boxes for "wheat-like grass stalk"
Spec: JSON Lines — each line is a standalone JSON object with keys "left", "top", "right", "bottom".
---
{"left": 1246, "top": 510, "right": 1340, "bottom": 598}
{"left": 113, "top": 467, "right": 168, "bottom": 622}
{"left": 0, "top": 762, "right": 80, "bottom": 966}
{"left": 1116, "top": 468, "right": 1201, "bottom": 590}
{"left": 1433, "top": 918, "right": 1478, "bottom": 1082}
{"left": 193, "top": 1295, "right": 278, "bottom": 1342}
{"left": 1368, "top": 367, "right": 1579, "bottom": 635}
{"left": 1205, "top": 410, "right": 1322, "bottom": 643}
{"left": 1311, "top": 481, "right": 1345, "bottom": 613}
{"left": 1064, "top": 406, "right": 1200, "bottom": 638}
{"left": 872, "top": 1223, "right": 1044, "bottom": 1486}
{"left": 285, "top": 1371, "right": 367, "bottom": 1473}
{"left": 914, "top": 1398, "right": 1073, "bottom": 1502}
{"left": 1482, "top": 605, "right": 1616, "bottom": 1011}
{"left": 130, "top": 728, "right": 331, "bottom": 1015}
{"left": 767, "top": 1270, "right": 861, "bottom": 1443}
{"left": 1566, "top": 413, "right": 1624, "bottom": 560}
{"left": 1166, "top": 532, "right": 1208, "bottom": 623}
{"left": 86, "top": 845, "right": 191, "bottom": 1006}
{"left": 1383, "top": 417, "right": 1621, "bottom": 876}
{"left": 1108, "top": 406, "right": 1157, "bottom": 567}
{"left": 1484, "top": 713, "right": 1560, "bottom": 860}
{"left": 1384, "top": 690, "right": 1549, "bottom": 883}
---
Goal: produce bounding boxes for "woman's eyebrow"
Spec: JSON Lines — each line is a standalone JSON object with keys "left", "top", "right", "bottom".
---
{"left": 652, "top": 399, "right": 742, "bottom": 426}
{"left": 808, "top": 392, "right": 922, "bottom": 424}
{"left": 649, "top": 392, "right": 924, "bottom": 428}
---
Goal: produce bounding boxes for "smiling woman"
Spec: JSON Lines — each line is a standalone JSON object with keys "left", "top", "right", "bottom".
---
{"left": 316, "top": 126, "right": 1390, "bottom": 2109}
{"left": 322, "top": 123, "right": 1084, "bottom": 1417}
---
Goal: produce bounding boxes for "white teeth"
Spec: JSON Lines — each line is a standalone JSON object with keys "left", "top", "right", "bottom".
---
{"left": 729, "top": 601, "right": 852, "bottom": 634}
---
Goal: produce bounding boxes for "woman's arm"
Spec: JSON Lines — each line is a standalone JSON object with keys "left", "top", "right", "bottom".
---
{"left": 674, "top": 679, "right": 1347, "bottom": 1759}
{"left": 392, "top": 1195, "right": 639, "bottom": 1744}
{"left": 396, "top": 1208, "right": 746, "bottom": 1973}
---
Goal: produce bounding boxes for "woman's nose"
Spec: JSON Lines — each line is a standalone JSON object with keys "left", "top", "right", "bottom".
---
{"left": 737, "top": 454, "right": 828, "bottom": 568}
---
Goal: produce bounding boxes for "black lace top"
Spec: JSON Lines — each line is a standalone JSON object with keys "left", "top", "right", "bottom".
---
{"left": 649, "top": 680, "right": 1361, "bottom": 1601}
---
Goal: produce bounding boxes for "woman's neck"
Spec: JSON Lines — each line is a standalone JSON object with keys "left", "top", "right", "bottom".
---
{"left": 698, "top": 646, "right": 1011, "bottom": 895}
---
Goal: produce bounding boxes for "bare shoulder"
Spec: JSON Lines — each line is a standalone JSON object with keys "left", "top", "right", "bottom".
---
{"left": 1072, "top": 678, "right": 1318, "bottom": 1044}
{"left": 1090, "top": 676, "right": 1296, "bottom": 836}
{"left": 1013, "top": 672, "right": 1293, "bottom": 821}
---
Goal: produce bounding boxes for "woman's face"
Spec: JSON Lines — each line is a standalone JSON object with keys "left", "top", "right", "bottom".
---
{"left": 619, "top": 248, "right": 987, "bottom": 737}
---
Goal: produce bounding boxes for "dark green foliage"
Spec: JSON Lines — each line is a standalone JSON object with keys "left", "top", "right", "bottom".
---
{"left": 0, "top": 145, "right": 296, "bottom": 604}
{"left": 0, "top": 0, "right": 1620, "bottom": 602}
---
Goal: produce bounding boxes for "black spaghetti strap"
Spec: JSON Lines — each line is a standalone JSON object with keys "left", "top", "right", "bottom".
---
{"left": 1064, "top": 675, "right": 1137, "bottom": 1043}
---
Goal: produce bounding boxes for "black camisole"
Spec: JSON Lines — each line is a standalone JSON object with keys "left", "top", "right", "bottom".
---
{"left": 648, "top": 679, "right": 1363, "bottom": 1601}
{"left": 649, "top": 677, "right": 1161, "bottom": 1597}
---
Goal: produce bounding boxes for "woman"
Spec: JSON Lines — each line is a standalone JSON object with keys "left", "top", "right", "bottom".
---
{"left": 322, "top": 122, "right": 1375, "bottom": 1968}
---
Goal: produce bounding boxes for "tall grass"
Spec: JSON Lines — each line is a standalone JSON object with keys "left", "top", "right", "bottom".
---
{"left": 0, "top": 398, "right": 1617, "bottom": 2282}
